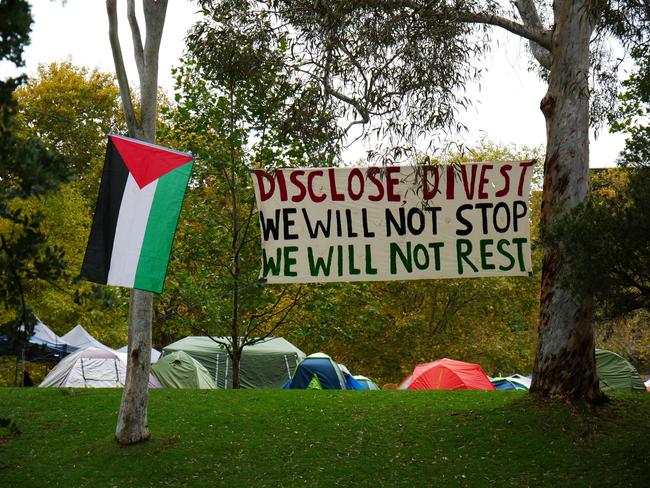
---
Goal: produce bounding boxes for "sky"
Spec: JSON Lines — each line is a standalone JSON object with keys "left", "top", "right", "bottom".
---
{"left": 1, "top": 0, "right": 628, "bottom": 168}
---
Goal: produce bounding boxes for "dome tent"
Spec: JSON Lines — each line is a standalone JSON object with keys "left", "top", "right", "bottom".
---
{"left": 39, "top": 347, "right": 161, "bottom": 388}
{"left": 284, "top": 353, "right": 348, "bottom": 390}
{"left": 491, "top": 376, "right": 529, "bottom": 391}
{"left": 338, "top": 363, "right": 366, "bottom": 390}
{"left": 399, "top": 358, "right": 495, "bottom": 391}
{"left": 596, "top": 349, "right": 645, "bottom": 392}
{"left": 353, "top": 375, "right": 380, "bottom": 390}
{"left": 162, "top": 336, "right": 305, "bottom": 389}
{"left": 117, "top": 345, "right": 161, "bottom": 363}
{"left": 151, "top": 351, "right": 216, "bottom": 389}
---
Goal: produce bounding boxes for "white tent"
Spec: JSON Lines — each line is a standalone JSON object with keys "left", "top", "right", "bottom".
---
{"left": 39, "top": 347, "right": 161, "bottom": 388}
{"left": 117, "top": 345, "right": 161, "bottom": 363}
{"left": 18, "top": 319, "right": 71, "bottom": 349}
{"left": 31, "top": 321, "right": 65, "bottom": 345}
{"left": 60, "top": 324, "right": 113, "bottom": 352}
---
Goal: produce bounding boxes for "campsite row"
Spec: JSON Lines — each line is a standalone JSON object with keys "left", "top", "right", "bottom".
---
{"left": 11, "top": 321, "right": 650, "bottom": 393}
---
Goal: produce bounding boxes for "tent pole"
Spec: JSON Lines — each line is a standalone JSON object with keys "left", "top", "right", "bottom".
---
{"left": 224, "top": 355, "right": 229, "bottom": 389}
{"left": 284, "top": 355, "right": 292, "bottom": 379}
{"left": 20, "top": 347, "right": 26, "bottom": 387}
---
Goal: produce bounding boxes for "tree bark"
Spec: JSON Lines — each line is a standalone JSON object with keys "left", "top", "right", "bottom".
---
{"left": 115, "top": 289, "right": 153, "bottom": 443}
{"left": 530, "top": 0, "right": 604, "bottom": 401}
{"left": 107, "top": 0, "right": 169, "bottom": 444}
{"left": 231, "top": 347, "right": 242, "bottom": 389}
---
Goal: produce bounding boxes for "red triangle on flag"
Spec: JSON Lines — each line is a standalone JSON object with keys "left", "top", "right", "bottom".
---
{"left": 109, "top": 134, "right": 194, "bottom": 189}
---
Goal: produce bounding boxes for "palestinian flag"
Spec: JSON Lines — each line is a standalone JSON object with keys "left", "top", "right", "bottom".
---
{"left": 81, "top": 134, "right": 194, "bottom": 294}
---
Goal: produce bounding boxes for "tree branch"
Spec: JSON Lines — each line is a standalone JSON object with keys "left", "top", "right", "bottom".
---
{"left": 140, "top": 0, "right": 169, "bottom": 140}
{"left": 514, "top": 0, "right": 552, "bottom": 69}
{"left": 455, "top": 10, "right": 551, "bottom": 52}
{"left": 323, "top": 47, "right": 369, "bottom": 129}
{"left": 127, "top": 0, "right": 145, "bottom": 82}
{"left": 106, "top": 0, "right": 141, "bottom": 137}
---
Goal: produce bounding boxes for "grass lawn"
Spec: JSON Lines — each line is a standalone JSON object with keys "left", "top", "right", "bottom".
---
{"left": 0, "top": 388, "right": 649, "bottom": 487}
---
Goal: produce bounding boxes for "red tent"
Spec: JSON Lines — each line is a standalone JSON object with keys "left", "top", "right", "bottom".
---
{"left": 399, "top": 358, "right": 495, "bottom": 390}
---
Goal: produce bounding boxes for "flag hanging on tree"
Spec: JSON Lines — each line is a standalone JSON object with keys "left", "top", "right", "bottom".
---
{"left": 81, "top": 134, "right": 194, "bottom": 294}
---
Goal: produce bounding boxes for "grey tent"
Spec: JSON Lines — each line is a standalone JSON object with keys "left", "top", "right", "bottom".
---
{"left": 117, "top": 345, "right": 161, "bottom": 363}
{"left": 61, "top": 324, "right": 113, "bottom": 352}
{"left": 39, "top": 347, "right": 161, "bottom": 388}
{"left": 162, "top": 336, "right": 305, "bottom": 389}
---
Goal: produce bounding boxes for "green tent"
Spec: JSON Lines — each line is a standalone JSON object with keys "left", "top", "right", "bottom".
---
{"left": 151, "top": 351, "right": 217, "bottom": 389}
{"left": 596, "top": 348, "right": 646, "bottom": 392}
{"left": 162, "top": 336, "right": 305, "bottom": 389}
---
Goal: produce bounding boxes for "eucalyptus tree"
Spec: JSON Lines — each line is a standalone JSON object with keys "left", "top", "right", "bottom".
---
{"left": 162, "top": 2, "right": 339, "bottom": 387}
{"left": 550, "top": 44, "right": 650, "bottom": 322}
{"left": 248, "top": 0, "right": 649, "bottom": 401}
{"left": 105, "top": 0, "right": 168, "bottom": 445}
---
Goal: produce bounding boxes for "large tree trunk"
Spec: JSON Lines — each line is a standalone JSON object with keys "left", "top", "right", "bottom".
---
{"left": 107, "top": 0, "right": 169, "bottom": 444}
{"left": 530, "top": 0, "right": 604, "bottom": 401}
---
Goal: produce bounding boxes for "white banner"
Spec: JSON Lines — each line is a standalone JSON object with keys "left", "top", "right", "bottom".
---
{"left": 251, "top": 162, "right": 534, "bottom": 283}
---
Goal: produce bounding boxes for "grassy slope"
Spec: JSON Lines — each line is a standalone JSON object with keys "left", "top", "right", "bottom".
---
{"left": 0, "top": 389, "right": 649, "bottom": 487}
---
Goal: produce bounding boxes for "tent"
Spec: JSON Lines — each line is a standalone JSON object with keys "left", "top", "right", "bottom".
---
{"left": 163, "top": 336, "right": 305, "bottom": 389}
{"left": 26, "top": 321, "right": 74, "bottom": 362}
{"left": 399, "top": 358, "right": 495, "bottom": 390}
{"left": 645, "top": 379, "right": 650, "bottom": 392}
{"left": 1, "top": 319, "right": 75, "bottom": 363}
{"left": 491, "top": 376, "right": 529, "bottom": 391}
{"left": 30, "top": 321, "right": 69, "bottom": 348}
{"left": 39, "top": 347, "right": 161, "bottom": 388}
{"left": 117, "top": 345, "right": 161, "bottom": 363}
{"left": 338, "top": 364, "right": 366, "bottom": 390}
{"left": 284, "top": 353, "right": 347, "bottom": 390}
{"left": 61, "top": 324, "right": 113, "bottom": 352}
{"left": 508, "top": 374, "right": 532, "bottom": 389}
{"left": 596, "top": 349, "right": 646, "bottom": 392}
{"left": 151, "top": 351, "right": 217, "bottom": 389}
{"left": 353, "top": 375, "right": 380, "bottom": 390}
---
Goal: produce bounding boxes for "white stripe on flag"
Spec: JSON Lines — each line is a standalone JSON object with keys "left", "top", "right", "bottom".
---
{"left": 107, "top": 174, "right": 158, "bottom": 288}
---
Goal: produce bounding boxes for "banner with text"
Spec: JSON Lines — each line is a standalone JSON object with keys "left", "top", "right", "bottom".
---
{"left": 251, "top": 162, "right": 534, "bottom": 283}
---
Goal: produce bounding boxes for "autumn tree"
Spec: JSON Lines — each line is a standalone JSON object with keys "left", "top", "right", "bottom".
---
{"left": 249, "top": 0, "right": 649, "bottom": 400}
{"left": 15, "top": 61, "right": 124, "bottom": 194}
{"left": 160, "top": 3, "right": 339, "bottom": 387}
{"left": 12, "top": 62, "right": 128, "bottom": 344}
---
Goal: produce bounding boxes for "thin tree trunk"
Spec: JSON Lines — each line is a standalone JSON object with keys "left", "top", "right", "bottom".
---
{"left": 228, "top": 85, "right": 242, "bottom": 389}
{"left": 107, "top": 0, "right": 169, "bottom": 444}
{"left": 231, "top": 348, "right": 242, "bottom": 389}
{"left": 530, "top": 0, "right": 604, "bottom": 402}
{"left": 115, "top": 289, "right": 153, "bottom": 443}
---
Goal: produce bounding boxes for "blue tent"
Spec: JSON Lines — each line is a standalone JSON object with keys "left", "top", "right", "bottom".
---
{"left": 338, "top": 364, "right": 366, "bottom": 390}
{"left": 353, "top": 375, "right": 380, "bottom": 390}
{"left": 284, "top": 353, "right": 347, "bottom": 390}
{"left": 491, "top": 376, "right": 530, "bottom": 391}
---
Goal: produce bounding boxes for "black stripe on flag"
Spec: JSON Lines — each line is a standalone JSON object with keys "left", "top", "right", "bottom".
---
{"left": 81, "top": 139, "right": 130, "bottom": 284}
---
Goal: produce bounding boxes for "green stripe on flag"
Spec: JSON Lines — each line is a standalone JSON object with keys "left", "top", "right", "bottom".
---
{"left": 134, "top": 162, "right": 193, "bottom": 293}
